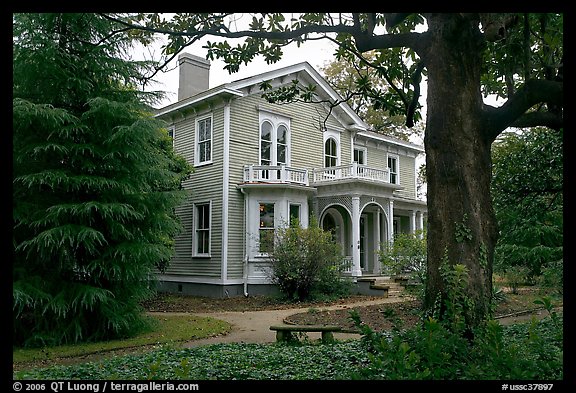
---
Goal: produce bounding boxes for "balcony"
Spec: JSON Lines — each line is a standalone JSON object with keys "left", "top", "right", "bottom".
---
{"left": 243, "top": 164, "right": 309, "bottom": 186}
{"left": 242, "top": 163, "right": 395, "bottom": 189}
{"left": 312, "top": 163, "right": 390, "bottom": 184}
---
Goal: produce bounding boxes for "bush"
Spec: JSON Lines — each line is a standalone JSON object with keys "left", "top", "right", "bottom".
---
{"left": 267, "top": 218, "right": 350, "bottom": 301}
{"left": 378, "top": 230, "right": 426, "bottom": 298}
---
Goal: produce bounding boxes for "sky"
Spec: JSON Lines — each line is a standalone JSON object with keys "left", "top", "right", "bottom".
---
{"left": 140, "top": 23, "right": 340, "bottom": 109}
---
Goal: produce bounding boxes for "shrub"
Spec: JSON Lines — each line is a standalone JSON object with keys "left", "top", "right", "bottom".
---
{"left": 267, "top": 217, "right": 349, "bottom": 301}
{"left": 378, "top": 230, "right": 426, "bottom": 298}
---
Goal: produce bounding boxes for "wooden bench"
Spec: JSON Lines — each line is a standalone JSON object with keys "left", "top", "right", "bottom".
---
{"left": 269, "top": 324, "right": 341, "bottom": 343}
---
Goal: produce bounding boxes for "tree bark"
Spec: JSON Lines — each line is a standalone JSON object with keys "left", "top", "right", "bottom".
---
{"left": 422, "top": 14, "right": 499, "bottom": 331}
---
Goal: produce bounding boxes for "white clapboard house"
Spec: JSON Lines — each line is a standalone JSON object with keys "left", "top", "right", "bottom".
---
{"left": 154, "top": 53, "right": 427, "bottom": 297}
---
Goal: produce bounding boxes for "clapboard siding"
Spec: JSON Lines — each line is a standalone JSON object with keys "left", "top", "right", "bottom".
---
{"left": 397, "top": 154, "right": 416, "bottom": 199}
{"left": 365, "top": 144, "right": 387, "bottom": 171}
{"left": 164, "top": 105, "right": 226, "bottom": 277}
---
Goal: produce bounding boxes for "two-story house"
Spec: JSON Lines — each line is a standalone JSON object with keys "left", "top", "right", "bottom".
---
{"left": 154, "top": 52, "right": 427, "bottom": 298}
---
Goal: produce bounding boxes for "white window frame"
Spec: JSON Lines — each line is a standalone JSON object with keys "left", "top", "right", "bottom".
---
{"left": 195, "top": 114, "right": 213, "bottom": 167}
{"left": 288, "top": 202, "right": 301, "bottom": 227}
{"left": 167, "top": 126, "right": 175, "bottom": 148}
{"left": 258, "top": 112, "right": 291, "bottom": 167}
{"left": 193, "top": 201, "right": 211, "bottom": 257}
{"left": 353, "top": 146, "right": 367, "bottom": 165}
{"left": 257, "top": 201, "right": 276, "bottom": 256}
{"left": 323, "top": 129, "right": 341, "bottom": 168}
{"left": 388, "top": 154, "right": 400, "bottom": 184}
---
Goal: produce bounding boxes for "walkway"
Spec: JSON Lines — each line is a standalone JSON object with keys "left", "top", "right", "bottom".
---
{"left": 148, "top": 296, "right": 408, "bottom": 347}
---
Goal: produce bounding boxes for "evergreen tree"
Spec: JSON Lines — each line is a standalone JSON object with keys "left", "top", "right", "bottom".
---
{"left": 491, "top": 128, "right": 563, "bottom": 281}
{"left": 13, "top": 13, "right": 192, "bottom": 347}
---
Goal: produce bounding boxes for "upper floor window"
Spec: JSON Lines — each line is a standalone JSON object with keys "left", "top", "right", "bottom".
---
{"left": 354, "top": 147, "right": 367, "bottom": 165}
{"left": 193, "top": 202, "right": 211, "bottom": 257}
{"left": 259, "top": 115, "right": 290, "bottom": 167}
{"left": 388, "top": 155, "right": 399, "bottom": 184}
{"left": 167, "top": 126, "right": 175, "bottom": 147}
{"left": 195, "top": 115, "right": 212, "bottom": 166}
{"left": 325, "top": 138, "right": 338, "bottom": 167}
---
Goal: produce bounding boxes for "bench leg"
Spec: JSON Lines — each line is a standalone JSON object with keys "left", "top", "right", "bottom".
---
{"left": 276, "top": 330, "right": 293, "bottom": 342}
{"left": 321, "top": 331, "right": 334, "bottom": 343}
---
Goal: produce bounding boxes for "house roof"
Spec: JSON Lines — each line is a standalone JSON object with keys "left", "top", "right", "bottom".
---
{"left": 154, "top": 61, "right": 368, "bottom": 132}
{"left": 154, "top": 59, "right": 425, "bottom": 154}
{"left": 357, "top": 129, "right": 425, "bottom": 154}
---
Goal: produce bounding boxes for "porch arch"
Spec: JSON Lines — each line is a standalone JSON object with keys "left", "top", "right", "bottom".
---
{"left": 359, "top": 202, "right": 389, "bottom": 275}
{"left": 320, "top": 205, "right": 350, "bottom": 258}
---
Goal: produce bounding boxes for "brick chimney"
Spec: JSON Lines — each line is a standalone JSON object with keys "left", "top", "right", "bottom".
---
{"left": 178, "top": 53, "right": 210, "bottom": 101}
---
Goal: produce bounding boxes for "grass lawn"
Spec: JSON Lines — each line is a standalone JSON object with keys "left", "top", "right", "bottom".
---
{"left": 13, "top": 314, "right": 231, "bottom": 367}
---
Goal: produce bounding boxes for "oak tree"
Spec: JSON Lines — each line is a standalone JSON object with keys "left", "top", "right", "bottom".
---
{"left": 108, "top": 13, "right": 563, "bottom": 331}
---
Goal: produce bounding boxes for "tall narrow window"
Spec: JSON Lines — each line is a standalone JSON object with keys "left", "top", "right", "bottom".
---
{"left": 325, "top": 138, "right": 338, "bottom": 167}
{"left": 260, "top": 121, "right": 272, "bottom": 167}
{"left": 289, "top": 203, "right": 300, "bottom": 227}
{"left": 354, "top": 147, "right": 366, "bottom": 165}
{"left": 167, "top": 127, "right": 175, "bottom": 147}
{"left": 388, "top": 155, "right": 398, "bottom": 184}
{"left": 259, "top": 203, "right": 275, "bottom": 253}
{"left": 276, "top": 124, "right": 287, "bottom": 166}
{"left": 194, "top": 202, "right": 211, "bottom": 256}
{"left": 195, "top": 116, "right": 212, "bottom": 166}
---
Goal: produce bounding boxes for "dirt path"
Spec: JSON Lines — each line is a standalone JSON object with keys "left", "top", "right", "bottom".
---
{"left": 148, "top": 296, "right": 409, "bottom": 347}
{"left": 148, "top": 298, "right": 560, "bottom": 347}
{"left": 150, "top": 302, "right": 560, "bottom": 348}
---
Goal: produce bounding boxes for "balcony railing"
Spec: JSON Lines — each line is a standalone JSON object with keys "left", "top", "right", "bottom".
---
{"left": 242, "top": 163, "right": 391, "bottom": 187}
{"left": 243, "top": 164, "right": 309, "bottom": 186}
{"left": 312, "top": 163, "right": 390, "bottom": 184}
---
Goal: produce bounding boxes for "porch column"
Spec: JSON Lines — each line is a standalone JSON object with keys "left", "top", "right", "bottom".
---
{"left": 417, "top": 210, "right": 424, "bottom": 238}
{"left": 410, "top": 210, "right": 416, "bottom": 234}
{"left": 373, "top": 209, "right": 381, "bottom": 274}
{"left": 387, "top": 200, "right": 394, "bottom": 244}
{"left": 351, "top": 195, "right": 362, "bottom": 277}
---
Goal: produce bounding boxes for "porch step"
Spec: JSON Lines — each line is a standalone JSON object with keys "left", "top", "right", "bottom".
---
{"left": 355, "top": 276, "right": 407, "bottom": 297}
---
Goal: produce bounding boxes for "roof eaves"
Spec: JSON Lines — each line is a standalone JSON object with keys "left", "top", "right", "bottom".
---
{"left": 154, "top": 87, "right": 243, "bottom": 118}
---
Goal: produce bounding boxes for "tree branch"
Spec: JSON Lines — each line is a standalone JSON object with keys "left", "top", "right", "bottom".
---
{"left": 483, "top": 79, "right": 563, "bottom": 140}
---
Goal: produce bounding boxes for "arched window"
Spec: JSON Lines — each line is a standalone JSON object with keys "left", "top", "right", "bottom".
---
{"left": 324, "top": 138, "right": 338, "bottom": 167}
{"left": 260, "top": 120, "right": 273, "bottom": 166}
{"left": 259, "top": 115, "right": 290, "bottom": 167}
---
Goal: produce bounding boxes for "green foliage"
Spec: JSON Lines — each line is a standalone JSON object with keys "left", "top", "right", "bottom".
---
{"left": 320, "top": 51, "right": 425, "bottom": 139}
{"left": 15, "top": 341, "right": 373, "bottom": 380}
{"left": 15, "top": 312, "right": 563, "bottom": 380}
{"left": 481, "top": 14, "right": 563, "bottom": 101}
{"left": 378, "top": 230, "right": 426, "bottom": 298}
{"left": 504, "top": 265, "right": 530, "bottom": 294}
{"left": 491, "top": 128, "right": 563, "bottom": 285}
{"left": 538, "top": 259, "right": 563, "bottom": 295}
{"left": 436, "top": 264, "right": 475, "bottom": 334}
{"left": 13, "top": 314, "right": 230, "bottom": 364}
{"left": 267, "top": 217, "right": 351, "bottom": 301}
{"left": 454, "top": 214, "right": 473, "bottom": 243}
{"left": 351, "top": 310, "right": 563, "bottom": 380}
{"left": 13, "top": 13, "right": 192, "bottom": 347}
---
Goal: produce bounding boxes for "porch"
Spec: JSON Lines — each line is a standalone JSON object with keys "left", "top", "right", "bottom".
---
{"left": 240, "top": 163, "right": 427, "bottom": 282}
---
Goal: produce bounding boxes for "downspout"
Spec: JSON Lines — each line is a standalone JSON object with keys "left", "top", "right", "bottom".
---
{"left": 240, "top": 187, "right": 249, "bottom": 297}
{"left": 222, "top": 101, "right": 230, "bottom": 284}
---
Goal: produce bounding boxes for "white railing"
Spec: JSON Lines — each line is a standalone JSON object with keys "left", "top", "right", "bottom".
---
{"left": 341, "top": 256, "right": 353, "bottom": 274}
{"left": 243, "top": 164, "right": 309, "bottom": 186}
{"left": 312, "top": 163, "right": 390, "bottom": 184}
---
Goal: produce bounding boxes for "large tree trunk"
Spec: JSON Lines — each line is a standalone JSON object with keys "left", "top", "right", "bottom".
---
{"left": 422, "top": 14, "right": 499, "bottom": 331}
